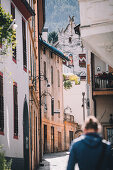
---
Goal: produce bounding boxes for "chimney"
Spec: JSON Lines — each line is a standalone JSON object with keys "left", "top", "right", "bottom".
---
{"left": 42, "top": 28, "right": 48, "bottom": 42}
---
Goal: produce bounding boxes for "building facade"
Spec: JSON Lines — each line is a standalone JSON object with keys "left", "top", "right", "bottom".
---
{"left": 0, "top": 0, "right": 35, "bottom": 169}
{"left": 0, "top": 0, "right": 45, "bottom": 169}
{"left": 79, "top": 0, "right": 113, "bottom": 146}
{"left": 87, "top": 52, "right": 113, "bottom": 146}
{"left": 39, "top": 39, "right": 69, "bottom": 153}
{"left": 28, "top": 0, "right": 45, "bottom": 169}
{"left": 55, "top": 16, "right": 87, "bottom": 79}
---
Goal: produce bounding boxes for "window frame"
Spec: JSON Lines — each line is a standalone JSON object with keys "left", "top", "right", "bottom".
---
{"left": 0, "top": 72, "right": 4, "bottom": 135}
{"left": 22, "top": 18, "right": 27, "bottom": 72}
{"left": 11, "top": 3, "right": 17, "bottom": 63}
{"left": 13, "top": 82, "right": 18, "bottom": 139}
{"left": 51, "top": 66, "right": 53, "bottom": 85}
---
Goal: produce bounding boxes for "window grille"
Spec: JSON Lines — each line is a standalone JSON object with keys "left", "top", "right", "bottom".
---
{"left": 0, "top": 73, "right": 4, "bottom": 133}
{"left": 22, "top": 19, "right": 27, "bottom": 70}
{"left": 51, "top": 66, "right": 53, "bottom": 84}
{"left": 13, "top": 83, "right": 18, "bottom": 137}
{"left": 51, "top": 98, "right": 54, "bottom": 115}
{"left": 44, "top": 61, "right": 46, "bottom": 80}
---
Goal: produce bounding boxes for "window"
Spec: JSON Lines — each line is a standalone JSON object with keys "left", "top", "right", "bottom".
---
{"left": 13, "top": 82, "right": 18, "bottom": 138}
{"left": 50, "top": 52, "right": 53, "bottom": 59}
{"left": 11, "top": 3, "right": 16, "bottom": 63}
{"left": 22, "top": 19, "right": 27, "bottom": 71}
{"left": 69, "top": 37, "right": 72, "bottom": 43}
{"left": 58, "top": 70, "right": 60, "bottom": 87}
{"left": 79, "top": 54, "right": 86, "bottom": 68}
{"left": 44, "top": 61, "right": 46, "bottom": 80}
{"left": 51, "top": 98, "right": 54, "bottom": 115}
{"left": 58, "top": 100, "right": 60, "bottom": 118}
{"left": 0, "top": 72, "right": 4, "bottom": 135}
{"left": 43, "top": 47, "right": 46, "bottom": 54}
{"left": 44, "top": 96, "right": 47, "bottom": 113}
{"left": 51, "top": 66, "right": 53, "bottom": 84}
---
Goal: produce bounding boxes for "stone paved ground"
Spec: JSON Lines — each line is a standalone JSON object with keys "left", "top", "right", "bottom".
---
{"left": 37, "top": 152, "right": 79, "bottom": 170}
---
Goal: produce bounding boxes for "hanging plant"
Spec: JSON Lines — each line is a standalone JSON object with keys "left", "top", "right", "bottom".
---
{"left": 0, "top": 6, "right": 16, "bottom": 55}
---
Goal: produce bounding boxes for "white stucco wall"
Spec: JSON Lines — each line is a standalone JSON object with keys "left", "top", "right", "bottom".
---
{"left": 55, "top": 17, "right": 87, "bottom": 76}
{"left": 0, "top": 0, "right": 29, "bottom": 158}
{"left": 63, "top": 80, "right": 87, "bottom": 125}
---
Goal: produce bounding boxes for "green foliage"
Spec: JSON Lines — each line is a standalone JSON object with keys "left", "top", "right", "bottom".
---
{"left": 64, "top": 80, "right": 72, "bottom": 90}
{"left": 0, "top": 6, "right": 16, "bottom": 54}
{"left": 48, "top": 31, "right": 58, "bottom": 44}
{"left": 0, "top": 146, "right": 12, "bottom": 170}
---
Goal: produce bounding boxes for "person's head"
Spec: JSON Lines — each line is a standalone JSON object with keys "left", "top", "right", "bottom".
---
{"left": 83, "top": 116, "right": 101, "bottom": 134}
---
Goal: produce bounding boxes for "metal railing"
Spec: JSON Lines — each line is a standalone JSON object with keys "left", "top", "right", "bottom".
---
{"left": 94, "top": 73, "right": 113, "bottom": 89}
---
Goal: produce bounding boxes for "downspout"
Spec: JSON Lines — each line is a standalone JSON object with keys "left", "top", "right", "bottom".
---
{"left": 37, "top": 0, "right": 42, "bottom": 163}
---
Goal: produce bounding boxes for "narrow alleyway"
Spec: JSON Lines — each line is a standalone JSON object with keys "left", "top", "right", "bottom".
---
{"left": 38, "top": 152, "right": 79, "bottom": 170}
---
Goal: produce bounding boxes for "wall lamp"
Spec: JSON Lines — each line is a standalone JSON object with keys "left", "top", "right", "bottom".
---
{"left": 31, "top": 74, "right": 50, "bottom": 88}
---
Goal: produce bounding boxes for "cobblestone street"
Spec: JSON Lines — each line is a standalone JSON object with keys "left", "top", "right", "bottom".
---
{"left": 38, "top": 152, "right": 69, "bottom": 170}
{"left": 38, "top": 151, "right": 79, "bottom": 170}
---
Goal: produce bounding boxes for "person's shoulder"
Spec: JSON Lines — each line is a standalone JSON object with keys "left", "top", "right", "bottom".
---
{"left": 102, "top": 139, "right": 111, "bottom": 146}
{"left": 72, "top": 135, "right": 85, "bottom": 145}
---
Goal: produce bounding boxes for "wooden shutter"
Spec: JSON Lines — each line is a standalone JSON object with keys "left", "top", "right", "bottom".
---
{"left": 13, "top": 83, "right": 18, "bottom": 138}
{"left": 51, "top": 66, "right": 53, "bottom": 84}
{"left": 79, "top": 54, "right": 86, "bottom": 68}
{"left": 51, "top": 98, "right": 54, "bottom": 115}
{"left": 11, "top": 3, "right": 16, "bottom": 62}
{"left": 0, "top": 73, "right": 4, "bottom": 134}
{"left": 44, "top": 61, "right": 46, "bottom": 80}
{"left": 22, "top": 19, "right": 27, "bottom": 71}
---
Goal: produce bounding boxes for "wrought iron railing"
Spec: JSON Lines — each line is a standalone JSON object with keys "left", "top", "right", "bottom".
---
{"left": 94, "top": 72, "right": 113, "bottom": 89}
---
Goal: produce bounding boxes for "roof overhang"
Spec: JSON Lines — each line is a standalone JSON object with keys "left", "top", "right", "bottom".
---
{"left": 40, "top": 39, "right": 69, "bottom": 61}
{"left": 12, "top": 0, "right": 35, "bottom": 21}
{"left": 38, "top": 0, "right": 45, "bottom": 34}
{"left": 79, "top": 0, "right": 113, "bottom": 67}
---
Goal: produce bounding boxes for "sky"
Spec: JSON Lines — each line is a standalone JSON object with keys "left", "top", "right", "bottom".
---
{"left": 44, "top": 0, "right": 80, "bottom": 32}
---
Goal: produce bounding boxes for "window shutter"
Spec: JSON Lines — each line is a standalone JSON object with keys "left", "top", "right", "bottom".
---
{"left": 79, "top": 54, "right": 86, "bottom": 68}
{"left": 11, "top": 3, "right": 16, "bottom": 62}
{"left": 44, "top": 61, "right": 46, "bottom": 80}
{"left": 13, "top": 83, "right": 18, "bottom": 137}
{"left": 0, "top": 73, "right": 4, "bottom": 133}
{"left": 22, "top": 19, "right": 27, "bottom": 70}
{"left": 51, "top": 98, "right": 54, "bottom": 115}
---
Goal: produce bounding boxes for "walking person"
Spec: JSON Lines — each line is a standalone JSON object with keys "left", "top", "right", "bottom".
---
{"left": 67, "top": 116, "right": 113, "bottom": 170}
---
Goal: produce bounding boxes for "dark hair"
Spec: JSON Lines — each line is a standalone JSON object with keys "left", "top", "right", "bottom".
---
{"left": 84, "top": 116, "right": 101, "bottom": 131}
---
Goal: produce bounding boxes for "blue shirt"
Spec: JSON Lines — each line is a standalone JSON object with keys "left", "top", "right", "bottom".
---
{"left": 67, "top": 133, "right": 113, "bottom": 170}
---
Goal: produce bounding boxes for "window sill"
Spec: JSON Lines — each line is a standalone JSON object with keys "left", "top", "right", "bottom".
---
{"left": 0, "top": 131, "right": 4, "bottom": 135}
{"left": 23, "top": 66, "right": 27, "bottom": 72}
{"left": 13, "top": 135, "right": 18, "bottom": 140}
{"left": 12, "top": 57, "right": 17, "bottom": 64}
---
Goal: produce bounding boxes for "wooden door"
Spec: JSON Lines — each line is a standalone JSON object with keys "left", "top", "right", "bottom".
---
{"left": 44, "top": 125, "right": 47, "bottom": 153}
{"left": 58, "top": 132, "right": 62, "bottom": 151}
{"left": 51, "top": 126, "right": 54, "bottom": 152}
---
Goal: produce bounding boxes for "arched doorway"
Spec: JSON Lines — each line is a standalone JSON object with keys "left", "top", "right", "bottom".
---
{"left": 23, "top": 97, "right": 29, "bottom": 170}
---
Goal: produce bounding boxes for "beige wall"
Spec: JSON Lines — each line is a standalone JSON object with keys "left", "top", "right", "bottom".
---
{"left": 40, "top": 45, "right": 64, "bottom": 152}
{"left": 96, "top": 95, "right": 113, "bottom": 123}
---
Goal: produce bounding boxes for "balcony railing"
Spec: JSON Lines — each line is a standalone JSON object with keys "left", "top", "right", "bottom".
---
{"left": 94, "top": 72, "right": 113, "bottom": 90}
{"left": 64, "top": 113, "right": 74, "bottom": 123}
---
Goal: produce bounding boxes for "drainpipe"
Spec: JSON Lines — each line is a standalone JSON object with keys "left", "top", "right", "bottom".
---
{"left": 37, "top": 1, "right": 42, "bottom": 163}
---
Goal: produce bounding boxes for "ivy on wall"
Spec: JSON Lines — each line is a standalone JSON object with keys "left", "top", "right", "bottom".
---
{"left": 0, "top": 6, "right": 16, "bottom": 54}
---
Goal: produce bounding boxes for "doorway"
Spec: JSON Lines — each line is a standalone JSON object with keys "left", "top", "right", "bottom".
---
{"left": 44, "top": 125, "right": 47, "bottom": 153}
{"left": 51, "top": 126, "right": 54, "bottom": 153}
{"left": 23, "top": 99, "right": 29, "bottom": 170}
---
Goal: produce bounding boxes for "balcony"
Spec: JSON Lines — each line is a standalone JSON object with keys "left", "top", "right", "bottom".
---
{"left": 93, "top": 72, "right": 113, "bottom": 96}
